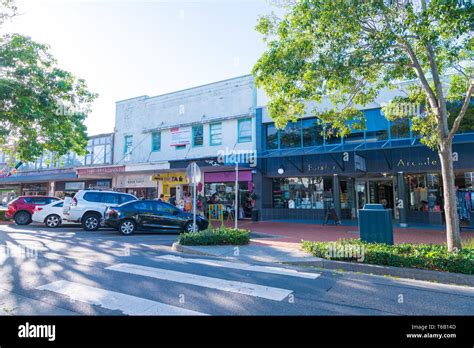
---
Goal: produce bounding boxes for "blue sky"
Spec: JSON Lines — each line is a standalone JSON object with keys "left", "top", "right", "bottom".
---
{"left": 4, "top": 0, "right": 276, "bottom": 135}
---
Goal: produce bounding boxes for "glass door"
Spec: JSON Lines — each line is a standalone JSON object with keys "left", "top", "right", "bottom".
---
{"left": 355, "top": 181, "right": 367, "bottom": 215}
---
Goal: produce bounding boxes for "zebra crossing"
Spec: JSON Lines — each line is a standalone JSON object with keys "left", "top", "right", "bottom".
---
{"left": 35, "top": 254, "right": 322, "bottom": 315}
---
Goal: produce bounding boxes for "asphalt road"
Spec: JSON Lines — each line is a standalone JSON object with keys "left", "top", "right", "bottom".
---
{"left": 0, "top": 223, "right": 473, "bottom": 316}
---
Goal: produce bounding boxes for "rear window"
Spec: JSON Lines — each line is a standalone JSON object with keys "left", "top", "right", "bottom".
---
{"left": 119, "top": 194, "right": 136, "bottom": 204}
{"left": 24, "top": 197, "right": 57, "bottom": 205}
{"left": 54, "top": 201, "right": 64, "bottom": 207}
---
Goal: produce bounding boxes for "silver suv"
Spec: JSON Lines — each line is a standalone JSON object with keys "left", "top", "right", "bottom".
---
{"left": 63, "top": 190, "right": 137, "bottom": 231}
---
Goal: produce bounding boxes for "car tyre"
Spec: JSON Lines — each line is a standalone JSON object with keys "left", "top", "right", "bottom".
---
{"left": 14, "top": 211, "right": 32, "bottom": 225}
{"left": 82, "top": 213, "right": 101, "bottom": 231}
{"left": 184, "top": 221, "right": 199, "bottom": 233}
{"left": 45, "top": 214, "right": 61, "bottom": 228}
{"left": 119, "top": 220, "right": 136, "bottom": 235}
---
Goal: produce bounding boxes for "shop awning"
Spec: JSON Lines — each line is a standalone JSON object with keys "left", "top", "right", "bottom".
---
{"left": 0, "top": 172, "right": 77, "bottom": 184}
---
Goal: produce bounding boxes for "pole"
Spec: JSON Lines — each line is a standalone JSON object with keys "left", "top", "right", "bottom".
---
{"left": 192, "top": 162, "right": 197, "bottom": 232}
{"left": 235, "top": 162, "right": 238, "bottom": 229}
{"left": 397, "top": 171, "right": 408, "bottom": 228}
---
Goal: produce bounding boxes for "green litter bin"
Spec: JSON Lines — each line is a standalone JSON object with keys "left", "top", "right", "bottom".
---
{"left": 358, "top": 204, "right": 393, "bottom": 245}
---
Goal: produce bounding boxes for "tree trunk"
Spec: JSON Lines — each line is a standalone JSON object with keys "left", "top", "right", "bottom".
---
{"left": 438, "top": 142, "right": 462, "bottom": 251}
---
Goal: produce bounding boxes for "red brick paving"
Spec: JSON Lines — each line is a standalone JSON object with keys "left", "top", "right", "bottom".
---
{"left": 213, "top": 220, "right": 474, "bottom": 249}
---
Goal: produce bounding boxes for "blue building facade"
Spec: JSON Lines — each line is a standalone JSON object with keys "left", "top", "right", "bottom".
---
{"left": 253, "top": 106, "right": 474, "bottom": 226}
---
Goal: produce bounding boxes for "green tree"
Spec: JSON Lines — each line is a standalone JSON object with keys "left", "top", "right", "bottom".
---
{"left": 0, "top": 1, "right": 97, "bottom": 163}
{"left": 253, "top": 0, "right": 473, "bottom": 251}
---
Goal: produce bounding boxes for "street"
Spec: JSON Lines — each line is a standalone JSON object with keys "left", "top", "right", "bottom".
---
{"left": 0, "top": 224, "right": 472, "bottom": 316}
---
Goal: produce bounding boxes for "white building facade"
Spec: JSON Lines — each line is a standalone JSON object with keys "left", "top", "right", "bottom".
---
{"left": 113, "top": 75, "right": 257, "bottom": 211}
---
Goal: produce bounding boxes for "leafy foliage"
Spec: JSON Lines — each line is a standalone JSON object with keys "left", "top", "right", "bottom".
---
{"left": 302, "top": 239, "right": 474, "bottom": 274}
{"left": 253, "top": 0, "right": 473, "bottom": 145}
{"left": 178, "top": 227, "right": 251, "bottom": 246}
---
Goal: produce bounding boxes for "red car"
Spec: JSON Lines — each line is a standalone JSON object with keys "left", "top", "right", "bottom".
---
{"left": 6, "top": 196, "right": 61, "bottom": 225}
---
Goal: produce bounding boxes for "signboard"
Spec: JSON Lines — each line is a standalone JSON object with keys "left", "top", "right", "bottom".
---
{"left": 64, "top": 182, "right": 85, "bottom": 191}
{"left": 77, "top": 166, "right": 125, "bottom": 176}
{"left": 208, "top": 204, "right": 224, "bottom": 226}
{"left": 170, "top": 127, "right": 191, "bottom": 146}
{"left": 152, "top": 172, "right": 188, "bottom": 184}
{"left": 186, "top": 162, "right": 201, "bottom": 186}
{"left": 355, "top": 154, "right": 367, "bottom": 172}
{"left": 116, "top": 174, "right": 155, "bottom": 188}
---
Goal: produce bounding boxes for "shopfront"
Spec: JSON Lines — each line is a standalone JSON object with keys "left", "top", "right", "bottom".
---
{"left": 54, "top": 179, "right": 112, "bottom": 198}
{"left": 115, "top": 173, "right": 157, "bottom": 199}
{"left": 152, "top": 172, "right": 188, "bottom": 201}
{"left": 255, "top": 142, "right": 474, "bottom": 226}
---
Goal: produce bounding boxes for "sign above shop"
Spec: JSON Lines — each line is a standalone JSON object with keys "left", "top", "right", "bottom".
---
{"left": 152, "top": 172, "right": 188, "bottom": 184}
{"left": 355, "top": 154, "right": 367, "bottom": 172}
{"left": 64, "top": 182, "right": 85, "bottom": 191}
{"left": 77, "top": 166, "right": 125, "bottom": 176}
{"left": 170, "top": 127, "right": 191, "bottom": 146}
{"left": 116, "top": 174, "right": 155, "bottom": 188}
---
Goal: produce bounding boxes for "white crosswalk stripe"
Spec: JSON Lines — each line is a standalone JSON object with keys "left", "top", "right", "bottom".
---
{"left": 106, "top": 263, "right": 293, "bottom": 301}
{"left": 36, "top": 280, "right": 207, "bottom": 316}
{"left": 156, "top": 254, "right": 321, "bottom": 279}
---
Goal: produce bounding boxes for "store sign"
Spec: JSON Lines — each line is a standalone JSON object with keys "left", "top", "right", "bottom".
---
{"left": 396, "top": 156, "right": 438, "bottom": 168}
{"left": 170, "top": 127, "right": 191, "bottom": 146}
{"left": 77, "top": 166, "right": 125, "bottom": 175}
{"left": 96, "top": 180, "right": 111, "bottom": 188}
{"left": 116, "top": 174, "right": 155, "bottom": 188}
{"left": 64, "top": 182, "right": 85, "bottom": 191}
{"left": 355, "top": 154, "right": 366, "bottom": 172}
{"left": 152, "top": 172, "right": 188, "bottom": 184}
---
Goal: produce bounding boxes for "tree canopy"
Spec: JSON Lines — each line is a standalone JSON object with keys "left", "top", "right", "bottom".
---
{"left": 253, "top": 0, "right": 473, "bottom": 147}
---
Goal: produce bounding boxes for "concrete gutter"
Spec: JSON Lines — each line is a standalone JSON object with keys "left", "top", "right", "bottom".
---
{"left": 172, "top": 242, "right": 474, "bottom": 287}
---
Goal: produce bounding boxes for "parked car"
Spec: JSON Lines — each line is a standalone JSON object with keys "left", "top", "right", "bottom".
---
{"left": 62, "top": 190, "right": 137, "bottom": 231}
{"left": 32, "top": 200, "right": 74, "bottom": 228}
{"left": 104, "top": 200, "right": 209, "bottom": 235}
{"left": 6, "top": 196, "right": 61, "bottom": 225}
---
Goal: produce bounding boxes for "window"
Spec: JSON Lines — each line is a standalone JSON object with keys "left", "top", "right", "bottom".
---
{"left": 132, "top": 201, "right": 152, "bottom": 210}
{"left": 124, "top": 135, "right": 133, "bottom": 155}
{"left": 83, "top": 192, "right": 102, "bottom": 203}
{"left": 390, "top": 118, "right": 410, "bottom": 139}
{"left": 155, "top": 201, "right": 178, "bottom": 214}
{"left": 210, "top": 123, "right": 222, "bottom": 146}
{"left": 272, "top": 177, "right": 333, "bottom": 209}
{"left": 101, "top": 193, "right": 119, "bottom": 204}
{"left": 302, "top": 118, "right": 323, "bottom": 147}
{"left": 192, "top": 125, "right": 203, "bottom": 147}
{"left": 151, "top": 131, "right": 161, "bottom": 152}
{"left": 176, "top": 145, "right": 186, "bottom": 150}
{"left": 119, "top": 194, "right": 136, "bottom": 204}
{"left": 280, "top": 121, "right": 301, "bottom": 149}
{"left": 238, "top": 118, "right": 252, "bottom": 143}
{"left": 265, "top": 124, "right": 278, "bottom": 150}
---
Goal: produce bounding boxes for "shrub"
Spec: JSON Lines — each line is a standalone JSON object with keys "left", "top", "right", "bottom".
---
{"left": 0, "top": 210, "right": 8, "bottom": 221}
{"left": 179, "top": 227, "right": 251, "bottom": 246}
{"left": 302, "top": 239, "right": 474, "bottom": 275}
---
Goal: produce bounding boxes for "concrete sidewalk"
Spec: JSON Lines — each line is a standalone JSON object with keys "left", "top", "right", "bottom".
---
{"left": 213, "top": 220, "right": 474, "bottom": 248}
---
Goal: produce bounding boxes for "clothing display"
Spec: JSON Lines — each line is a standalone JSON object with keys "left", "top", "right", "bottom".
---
{"left": 457, "top": 189, "right": 473, "bottom": 222}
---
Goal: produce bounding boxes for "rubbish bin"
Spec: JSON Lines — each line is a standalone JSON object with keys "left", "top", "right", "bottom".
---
{"left": 358, "top": 204, "right": 393, "bottom": 245}
{"left": 251, "top": 210, "right": 259, "bottom": 222}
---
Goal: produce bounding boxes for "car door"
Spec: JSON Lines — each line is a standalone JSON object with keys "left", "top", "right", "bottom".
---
{"left": 153, "top": 201, "right": 182, "bottom": 230}
{"left": 100, "top": 193, "right": 120, "bottom": 216}
{"left": 131, "top": 201, "right": 155, "bottom": 229}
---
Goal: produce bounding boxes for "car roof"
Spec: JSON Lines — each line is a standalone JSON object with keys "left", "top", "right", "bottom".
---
{"left": 19, "top": 196, "right": 59, "bottom": 198}
{"left": 80, "top": 190, "right": 134, "bottom": 195}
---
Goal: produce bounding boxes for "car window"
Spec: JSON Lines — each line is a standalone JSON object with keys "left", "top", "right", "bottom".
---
{"left": 47, "top": 197, "right": 60, "bottom": 204}
{"left": 156, "top": 201, "right": 178, "bottom": 214}
{"left": 31, "top": 197, "right": 50, "bottom": 205}
{"left": 132, "top": 201, "right": 152, "bottom": 211}
{"left": 21, "top": 198, "right": 31, "bottom": 204}
{"left": 54, "top": 202, "right": 64, "bottom": 208}
{"left": 119, "top": 194, "right": 136, "bottom": 204}
{"left": 83, "top": 192, "right": 102, "bottom": 203}
{"left": 101, "top": 193, "right": 119, "bottom": 204}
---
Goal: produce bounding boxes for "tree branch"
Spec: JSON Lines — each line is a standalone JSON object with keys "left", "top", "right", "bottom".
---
{"left": 448, "top": 82, "right": 474, "bottom": 142}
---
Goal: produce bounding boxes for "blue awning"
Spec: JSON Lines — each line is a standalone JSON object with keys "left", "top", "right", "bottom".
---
{"left": 0, "top": 172, "right": 77, "bottom": 184}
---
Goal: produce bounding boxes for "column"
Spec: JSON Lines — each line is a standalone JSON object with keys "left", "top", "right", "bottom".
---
{"left": 397, "top": 171, "right": 408, "bottom": 228}
{"left": 333, "top": 174, "right": 341, "bottom": 221}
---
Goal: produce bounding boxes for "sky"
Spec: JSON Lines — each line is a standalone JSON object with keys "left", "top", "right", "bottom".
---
{"left": 3, "top": 0, "right": 277, "bottom": 135}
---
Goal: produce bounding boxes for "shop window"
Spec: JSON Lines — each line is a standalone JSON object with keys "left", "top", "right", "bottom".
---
{"left": 302, "top": 118, "right": 323, "bottom": 147}
{"left": 265, "top": 124, "right": 278, "bottom": 150}
{"left": 280, "top": 121, "right": 301, "bottom": 149}
{"left": 405, "top": 174, "right": 442, "bottom": 212}
{"left": 192, "top": 125, "right": 203, "bottom": 147}
{"left": 151, "top": 131, "right": 161, "bottom": 152}
{"left": 272, "top": 177, "right": 333, "bottom": 209}
{"left": 324, "top": 125, "right": 341, "bottom": 145}
{"left": 210, "top": 123, "right": 222, "bottom": 146}
{"left": 238, "top": 118, "right": 252, "bottom": 143}
{"left": 390, "top": 118, "right": 410, "bottom": 139}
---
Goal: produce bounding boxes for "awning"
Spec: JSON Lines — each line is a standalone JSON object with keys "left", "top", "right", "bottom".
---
{"left": 0, "top": 172, "right": 77, "bottom": 184}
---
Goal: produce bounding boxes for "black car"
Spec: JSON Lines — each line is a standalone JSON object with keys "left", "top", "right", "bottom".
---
{"left": 103, "top": 200, "right": 208, "bottom": 235}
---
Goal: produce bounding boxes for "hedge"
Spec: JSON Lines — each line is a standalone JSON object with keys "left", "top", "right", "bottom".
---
{"left": 302, "top": 239, "right": 474, "bottom": 275}
{"left": 178, "top": 227, "right": 250, "bottom": 246}
{"left": 0, "top": 210, "right": 8, "bottom": 221}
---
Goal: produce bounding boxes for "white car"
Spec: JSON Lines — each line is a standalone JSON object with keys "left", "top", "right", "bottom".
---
{"left": 63, "top": 190, "right": 137, "bottom": 231}
{"left": 32, "top": 200, "right": 72, "bottom": 228}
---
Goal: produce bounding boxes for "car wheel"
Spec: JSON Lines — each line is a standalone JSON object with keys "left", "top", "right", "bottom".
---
{"left": 14, "top": 211, "right": 32, "bottom": 225}
{"left": 184, "top": 221, "right": 199, "bottom": 233}
{"left": 119, "top": 220, "right": 136, "bottom": 235}
{"left": 82, "top": 213, "right": 101, "bottom": 231}
{"left": 45, "top": 214, "right": 61, "bottom": 228}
